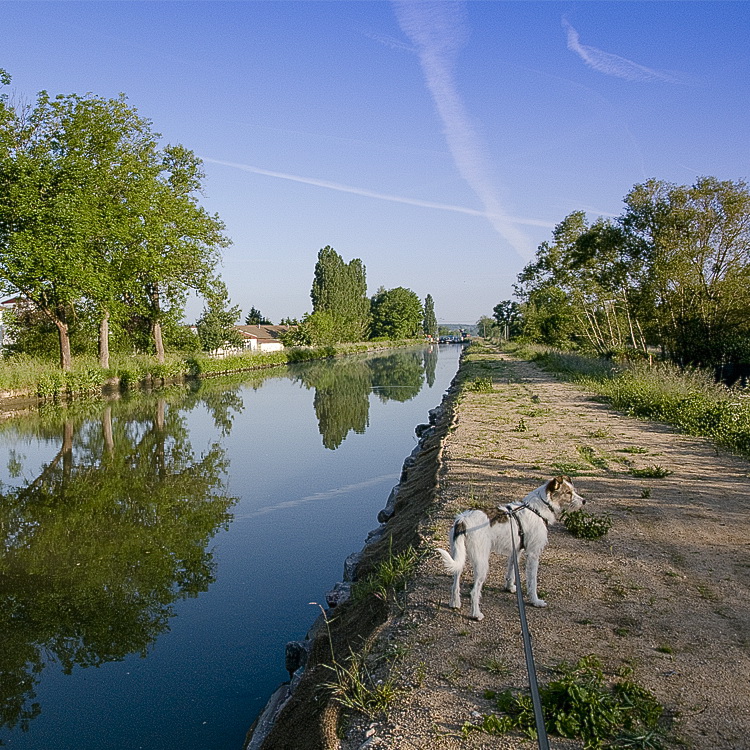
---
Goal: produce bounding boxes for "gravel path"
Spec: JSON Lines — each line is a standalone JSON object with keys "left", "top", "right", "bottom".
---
{"left": 339, "top": 350, "right": 750, "bottom": 750}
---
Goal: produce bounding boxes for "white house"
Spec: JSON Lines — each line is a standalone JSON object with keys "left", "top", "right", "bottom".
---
{"left": 234, "top": 325, "right": 291, "bottom": 353}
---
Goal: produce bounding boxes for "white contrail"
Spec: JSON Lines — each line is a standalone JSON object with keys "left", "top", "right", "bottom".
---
{"left": 563, "top": 18, "right": 687, "bottom": 84}
{"left": 392, "top": 0, "right": 534, "bottom": 259}
{"left": 204, "top": 157, "right": 555, "bottom": 229}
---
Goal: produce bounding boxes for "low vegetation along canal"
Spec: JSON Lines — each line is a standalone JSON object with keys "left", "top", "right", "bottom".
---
{"left": 0, "top": 344, "right": 462, "bottom": 750}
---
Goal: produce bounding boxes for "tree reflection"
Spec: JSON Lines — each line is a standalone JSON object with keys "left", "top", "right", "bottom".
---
{"left": 424, "top": 345, "right": 437, "bottom": 388}
{"left": 293, "top": 348, "right": 431, "bottom": 449}
{"left": 368, "top": 351, "right": 424, "bottom": 403}
{"left": 0, "top": 396, "right": 237, "bottom": 736}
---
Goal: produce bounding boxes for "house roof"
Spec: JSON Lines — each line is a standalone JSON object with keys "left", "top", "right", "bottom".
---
{"left": 234, "top": 325, "right": 291, "bottom": 342}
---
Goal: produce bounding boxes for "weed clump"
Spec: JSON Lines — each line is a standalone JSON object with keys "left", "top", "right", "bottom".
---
{"left": 465, "top": 655, "right": 665, "bottom": 749}
{"left": 562, "top": 509, "right": 612, "bottom": 539}
{"left": 630, "top": 466, "right": 672, "bottom": 479}
{"left": 464, "top": 377, "right": 494, "bottom": 393}
{"left": 352, "top": 544, "right": 420, "bottom": 603}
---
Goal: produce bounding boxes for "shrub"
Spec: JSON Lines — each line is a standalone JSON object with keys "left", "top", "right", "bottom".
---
{"left": 630, "top": 466, "right": 672, "bottom": 479}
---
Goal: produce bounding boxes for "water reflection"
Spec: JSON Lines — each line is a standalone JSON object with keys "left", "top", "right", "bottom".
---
{"left": 0, "top": 395, "right": 237, "bottom": 735}
{"left": 0, "top": 345, "right": 445, "bottom": 739}
{"left": 292, "top": 348, "right": 432, "bottom": 449}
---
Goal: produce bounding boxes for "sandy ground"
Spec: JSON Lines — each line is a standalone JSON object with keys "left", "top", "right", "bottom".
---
{"left": 337, "top": 349, "right": 750, "bottom": 750}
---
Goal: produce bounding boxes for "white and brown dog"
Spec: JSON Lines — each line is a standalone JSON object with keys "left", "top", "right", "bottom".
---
{"left": 437, "top": 476, "right": 585, "bottom": 620}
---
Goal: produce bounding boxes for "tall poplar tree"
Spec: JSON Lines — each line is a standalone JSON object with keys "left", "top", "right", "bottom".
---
{"left": 310, "top": 246, "right": 370, "bottom": 342}
{"left": 423, "top": 294, "right": 437, "bottom": 338}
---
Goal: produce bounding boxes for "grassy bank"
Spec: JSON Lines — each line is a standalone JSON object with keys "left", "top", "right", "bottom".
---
{"left": 0, "top": 339, "right": 425, "bottom": 401}
{"left": 507, "top": 342, "right": 750, "bottom": 457}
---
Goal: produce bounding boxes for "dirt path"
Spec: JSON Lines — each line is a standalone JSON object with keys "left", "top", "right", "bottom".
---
{"left": 340, "top": 349, "right": 750, "bottom": 750}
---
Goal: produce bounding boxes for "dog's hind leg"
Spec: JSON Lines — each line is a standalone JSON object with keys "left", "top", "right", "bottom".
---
{"left": 525, "top": 553, "right": 546, "bottom": 607}
{"left": 469, "top": 558, "right": 488, "bottom": 621}
{"left": 449, "top": 572, "right": 461, "bottom": 609}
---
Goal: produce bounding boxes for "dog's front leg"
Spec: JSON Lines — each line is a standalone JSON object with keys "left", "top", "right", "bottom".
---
{"left": 504, "top": 553, "right": 516, "bottom": 593}
{"left": 525, "top": 553, "right": 546, "bottom": 607}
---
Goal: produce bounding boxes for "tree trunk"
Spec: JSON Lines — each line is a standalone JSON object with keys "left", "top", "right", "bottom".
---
{"left": 54, "top": 317, "right": 72, "bottom": 371}
{"left": 148, "top": 285, "right": 165, "bottom": 364}
{"left": 152, "top": 319, "right": 165, "bottom": 364}
{"left": 99, "top": 310, "right": 110, "bottom": 369}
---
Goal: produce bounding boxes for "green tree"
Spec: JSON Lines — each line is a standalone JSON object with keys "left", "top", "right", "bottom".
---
{"left": 370, "top": 286, "right": 424, "bottom": 340}
{"left": 244, "top": 306, "right": 272, "bottom": 325}
{"left": 423, "top": 293, "right": 438, "bottom": 338}
{"left": 310, "top": 246, "right": 370, "bottom": 342}
{"left": 476, "top": 315, "right": 497, "bottom": 339}
{"left": 0, "top": 88, "right": 117, "bottom": 369}
{"left": 515, "top": 212, "right": 646, "bottom": 352}
{"left": 122, "top": 144, "right": 229, "bottom": 364}
{"left": 492, "top": 300, "right": 523, "bottom": 338}
{"left": 514, "top": 213, "right": 587, "bottom": 347}
{"left": 0, "top": 76, "right": 229, "bottom": 369}
{"left": 620, "top": 177, "right": 750, "bottom": 365}
{"left": 196, "top": 283, "right": 243, "bottom": 352}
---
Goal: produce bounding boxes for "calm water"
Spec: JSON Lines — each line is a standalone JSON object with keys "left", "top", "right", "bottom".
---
{"left": 0, "top": 345, "right": 462, "bottom": 750}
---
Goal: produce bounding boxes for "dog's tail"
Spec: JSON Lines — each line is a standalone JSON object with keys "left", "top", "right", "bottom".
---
{"left": 436, "top": 519, "right": 467, "bottom": 575}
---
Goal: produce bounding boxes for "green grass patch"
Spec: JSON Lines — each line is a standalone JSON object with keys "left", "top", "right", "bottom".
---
{"left": 464, "top": 377, "right": 494, "bottom": 393}
{"left": 352, "top": 543, "right": 420, "bottom": 603}
{"left": 323, "top": 648, "right": 402, "bottom": 719}
{"left": 0, "top": 339, "right": 423, "bottom": 401}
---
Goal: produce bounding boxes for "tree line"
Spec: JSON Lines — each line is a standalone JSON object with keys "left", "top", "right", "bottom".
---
{"left": 0, "top": 71, "right": 438, "bottom": 371}
{"left": 0, "top": 70, "right": 230, "bottom": 370}
{"left": 279, "top": 245, "right": 437, "bottom": 347}
{"left": 486, "top": 176, "right": 750, "bottom": 368}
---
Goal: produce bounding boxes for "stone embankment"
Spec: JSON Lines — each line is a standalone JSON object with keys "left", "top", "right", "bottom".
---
{"left": 245, "top": 346, "right": 750, "bottom": 750}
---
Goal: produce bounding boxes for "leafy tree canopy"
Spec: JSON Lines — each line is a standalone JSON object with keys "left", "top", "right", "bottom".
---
{"left": 370, "top": 286, "right": 424, "bottom": 340}
{"left": 0, "top": 75, "right": 229, "bottom": 369}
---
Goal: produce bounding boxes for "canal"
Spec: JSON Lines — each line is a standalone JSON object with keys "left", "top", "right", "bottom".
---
{"left": 0, "top": 344, "right": 462, "bottom": 750}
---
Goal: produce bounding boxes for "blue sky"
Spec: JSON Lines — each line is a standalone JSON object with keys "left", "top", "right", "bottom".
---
{"left": 2, "top": 1, "right": 748, "bottom": 325}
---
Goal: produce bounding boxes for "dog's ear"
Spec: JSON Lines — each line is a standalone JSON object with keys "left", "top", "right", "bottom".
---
{"left": 546, "top": 476, "right": 562, "bottom": 494}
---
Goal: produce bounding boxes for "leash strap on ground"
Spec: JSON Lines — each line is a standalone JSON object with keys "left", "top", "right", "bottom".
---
{"left": 510, "top": 521, "right": 550, "bottom": 750}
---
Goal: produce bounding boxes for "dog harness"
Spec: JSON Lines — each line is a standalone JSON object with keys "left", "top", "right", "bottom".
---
{"left": 504, "top": 501, "right": 551, "bottom": 550}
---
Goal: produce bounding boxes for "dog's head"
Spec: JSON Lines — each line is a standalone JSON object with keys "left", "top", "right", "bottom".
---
{"left": 546, "top": 475, "right": 585, "bottom": 512}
